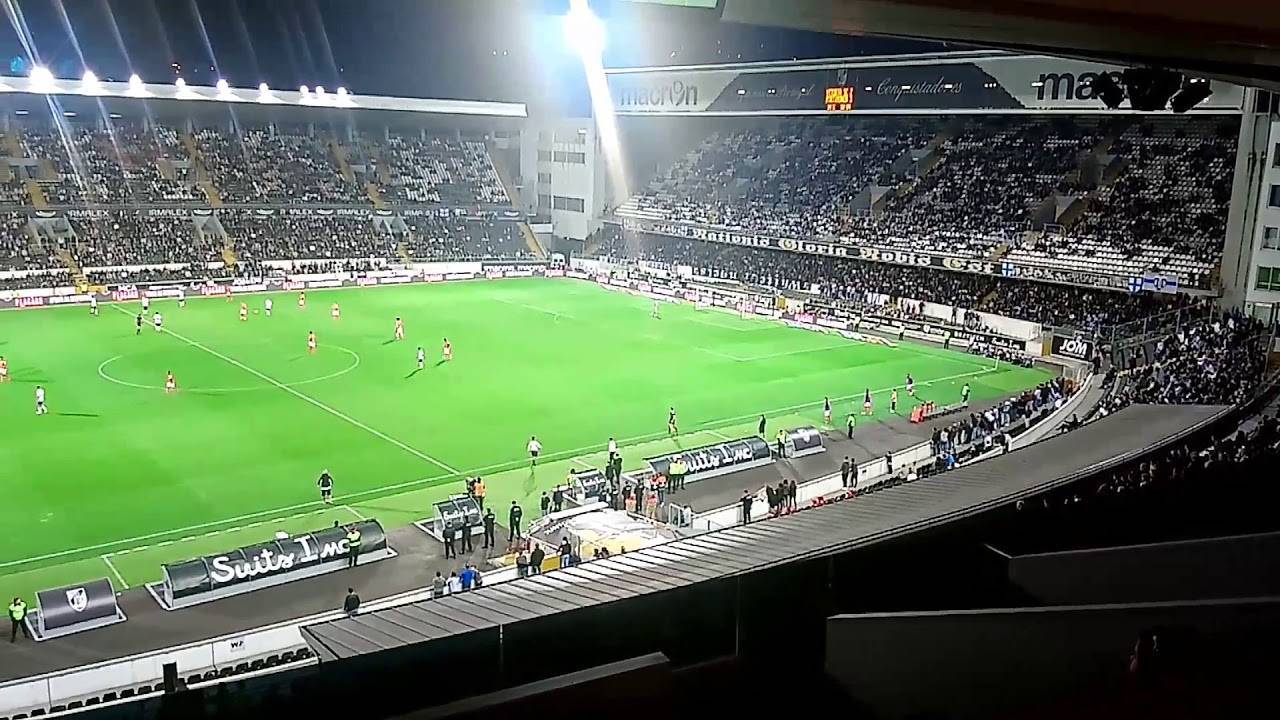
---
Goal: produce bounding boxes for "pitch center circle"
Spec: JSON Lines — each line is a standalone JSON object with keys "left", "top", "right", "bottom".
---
{"left": 97, "top": 345, "right": 362, "bottom": 394}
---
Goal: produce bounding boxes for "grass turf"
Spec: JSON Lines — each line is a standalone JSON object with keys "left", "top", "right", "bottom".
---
{"left": 0, "top": 278, "right": 1050, "bottom": 601}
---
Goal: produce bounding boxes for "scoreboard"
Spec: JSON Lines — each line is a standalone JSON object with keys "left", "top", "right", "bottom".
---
{"left": 824, "top": 85, "right": 855, "bottom": 112}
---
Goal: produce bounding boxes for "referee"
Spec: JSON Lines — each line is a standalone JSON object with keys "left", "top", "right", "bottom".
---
{"left": 318, "top": 470, "right": 334, "bottom": 505}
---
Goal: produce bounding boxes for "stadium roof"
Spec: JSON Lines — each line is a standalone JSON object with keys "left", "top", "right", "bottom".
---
{"left": 0, "top": 75, "right": 526, "bottom": 125}
{"left": 718, "top": 0, "right": 1280, "bottom": 92}
{"left": 301, "top": 403, "right": 1228, "bottom": 661}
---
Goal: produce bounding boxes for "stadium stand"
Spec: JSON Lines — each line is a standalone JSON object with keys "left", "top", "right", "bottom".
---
{"left": 402, "top": 216, "right": 531, "bottom": 260}
{"left": 219, "top": 211, "right": 396, "bottom": 262}
{"left": 595, "top": 228, "right": 1174, "bottom": 331}
{"left": 70, "top": 214, "right": 222, "bottom": 268}
{"left": 194, "top": 127, "right": 365, "bottom": 205}
{"left": 618, "top": 115, "right": 1237, "bottom": 282}
{"left": 351, "top": 134, "right": 510, "bottom": 206}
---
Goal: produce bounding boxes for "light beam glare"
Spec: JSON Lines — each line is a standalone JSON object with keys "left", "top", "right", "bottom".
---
{"left": 563, "top": 0, "right": 629, "bottom": 206}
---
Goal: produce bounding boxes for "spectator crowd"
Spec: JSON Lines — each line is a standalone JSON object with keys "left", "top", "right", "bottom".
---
{"left": 619, "top": 115, "right": 1237, "bottom": 284}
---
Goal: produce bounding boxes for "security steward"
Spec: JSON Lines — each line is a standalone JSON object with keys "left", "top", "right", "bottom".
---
{"left": 345, "top": 524, "right": 363, "bottom": 568}
{"left": 9, "top": 596, "right": 30, "bottom": 643}
{"left": 669, "top": 456, "right": 688, "bottom": 493}
{"left": 775, "top": 428, "right": 788, "bottom": 459}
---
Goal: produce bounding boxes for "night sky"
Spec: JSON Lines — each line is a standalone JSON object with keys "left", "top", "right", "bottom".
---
{"left": 0, "top": 0, "right": 948, "bottom": 108}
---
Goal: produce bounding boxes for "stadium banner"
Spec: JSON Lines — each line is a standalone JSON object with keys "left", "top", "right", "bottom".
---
{"left": 156, "top": 520, "right": 390, "bottom": 610}
{"left": 617, "top": 217, "right": 1160, "bottom": 291}
{"left": 32, "top": 578, "right": 126, "bottom": 640}
{"left": 646, "top": 435, "right": 772, "bottom": 483}
{"left": 0, "top": 263, "right": 554, "bottom": 311}
{"left": 1050, "top": 334, "right": 1095, "bottom": 361}
{"left": 605, "top": 53, "right": 1243, "bottom": 115}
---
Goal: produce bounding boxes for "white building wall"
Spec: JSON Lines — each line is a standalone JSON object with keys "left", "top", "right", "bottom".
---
{"left": 519, "top": 118, "right": 602, "bottom": 242}
{"left": 1243, "top": 114, "right": 1280, "bottom": 325}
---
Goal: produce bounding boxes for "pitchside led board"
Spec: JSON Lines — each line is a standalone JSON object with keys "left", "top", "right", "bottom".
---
{"left": 605, "top": 52, "right": 1245, "bottom": 115}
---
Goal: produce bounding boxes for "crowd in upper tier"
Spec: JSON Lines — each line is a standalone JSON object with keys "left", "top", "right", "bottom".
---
{"left": 618, "top": 115, "right": 1237, "bottom": 287}
{"left": 594, "top": 228, "right": 1173, "bottom": 332}
{"left": 0, "top": 121, "right": 524, "bottom": 284}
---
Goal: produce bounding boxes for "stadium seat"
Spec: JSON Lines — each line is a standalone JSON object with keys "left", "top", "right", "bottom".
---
{"left": 203, "top": 670, "right": 218, "bottom": 681}
{"left": 281, "top": 650, "right": 295, "bottom": 663}
{"left": 119, "top": 689, "right": 135, "bottom": 698}
{"left": 48, "top": 707, "right": 64, "bottom": 713}
{"left": 188, "top": 674, "right": 203, "bottom": 685}
{"left": 265, "top": 654, "right": 281, "bottom": 667}
{"left": 101, "top": 692, "right": 117, "bottom": 702}
{"left": 85, "top": 697, "right": 100, "bottom": 706}
{"left": 67, "top": 701, "right": 82, "bottom": 710}
{"left": 218, "top": 667, "right": 234, "bottom": 678}
{"left": 234, "top": 662, "right": 249, "bottom": 674}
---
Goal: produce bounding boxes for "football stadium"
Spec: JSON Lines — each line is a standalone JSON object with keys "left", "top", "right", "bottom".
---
{"left": 0, "top": 0, "right": 1278, "bottom": 718}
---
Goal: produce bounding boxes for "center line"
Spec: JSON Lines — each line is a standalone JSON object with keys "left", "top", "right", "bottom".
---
{"left": 114, "top": 306, "right": 459, "bottom": 475}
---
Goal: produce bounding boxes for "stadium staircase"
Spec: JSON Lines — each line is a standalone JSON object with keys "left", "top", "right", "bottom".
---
{"left": 976, "top": 287, "right": 1000, "bottom": 310}
{"left": 221, "top": 241, "right": 238, "bottom": 268}
{"left": 179, "top": 132, "right": 225, "bottom": 209}
{"left": 486, "top": 140, "right": 521, "bottom": 206}
{"left": 0, "top": 132, "right": 22, "bottom": 157}
{"left": 519, "top": 223, "right": 547, "bottom": 259}
{"left": 365, "top": 181, "right": 386, "bottom": 210}
{"left": 198, "top": 181, "right": 224, "bottom": 208}
{"left": 56, "top": 247, "right": 88, "bottom": 287}
{"left": 330, "top": 140, "right": 357, "bottom": 184}
{"left": 987, "top": 240, "right": 1012, "bottom": 262}
{"left": 24, "top": 179, "right": 48, "bottom": 209}
{"left": 397, "top": 241, "right": 411, "bottom": 263}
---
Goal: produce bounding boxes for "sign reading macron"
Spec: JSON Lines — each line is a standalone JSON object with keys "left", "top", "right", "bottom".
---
{"left": 605, "top": 54, "right": 1244, "bottom": 114}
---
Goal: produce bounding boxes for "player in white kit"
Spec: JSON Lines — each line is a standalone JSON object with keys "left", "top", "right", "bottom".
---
{"left": 140, "top": 295, "right": 150, "bottom": 313}
{"left": 165, "top": 371, "right": 177, "bottom": 394}
{"left": 89, "top": 295, "right": 98, "bottom": 316}
{"left": 35, "top": 385, "right": 47, "bottom": 415}
{"left": 331, "top": 303, "right": 341, "bottom": 320}
{"left": 264, "top": 298, "right": 273, "bottom": 317}
{"left": 395, "top": 317, "right": 405, "bottom": 341}
{"left": 177, "top": 288, "right": 186, "bottom": 308}
{"left": 153, "top": 311, "right": 163, "bottom": 332}
{"left": 0, "top": 355, "right": 9, "bottom": 383}
{"left": 442, "top": 338, "right": 452, "bottom": 362}
{"left": 416, "top": 346, "right": 426, "bottom": 370}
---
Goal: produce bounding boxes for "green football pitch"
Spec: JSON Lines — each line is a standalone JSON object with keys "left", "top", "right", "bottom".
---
{"left": 0, "top": 278, "right": 1050, "bottom": 601}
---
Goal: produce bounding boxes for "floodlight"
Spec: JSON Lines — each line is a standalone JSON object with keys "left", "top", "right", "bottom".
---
{"left": 82, "top": 70, "right": 98, "bottom": 86}
{"left": 216, "top": 78, "right": 229, "bottom": 92}
{"left": 315, "top": 86, "right": 326, "bottom": 97}
{"left": 126, "top": 73, "right": 149, "bottom": 97}
{"left": 29, "top": 66, "right": 55, "bottom": 92}
{"left": 258, "top": 82, "right": 269, "bottom": 93}
{"left": 299, "top": 85, "right": 309, "bottom": 95}
{"left": 336, "top": 86, "right": 347, "bottom": 97}
{"left": 175, "top": 77, "right": 186, "bottom": 88}
{"left": 562, "top": 0, "right": 605, "bottom": 57}
{"left": 1170, "top": 78, "right": 1213, "bottom": 113}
